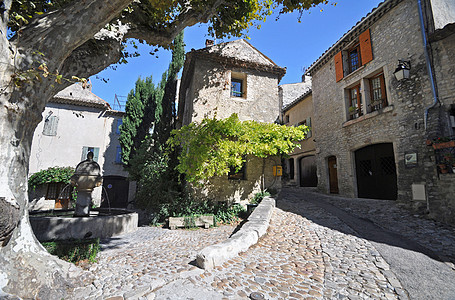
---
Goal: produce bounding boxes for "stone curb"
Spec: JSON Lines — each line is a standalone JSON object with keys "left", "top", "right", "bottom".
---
{"left": 196, "top": 196, "right": 276, "bottom": 270}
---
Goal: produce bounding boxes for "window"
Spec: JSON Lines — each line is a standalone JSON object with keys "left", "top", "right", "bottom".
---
{"left": 231, "top": 79, "right": 243, "bottom": 97}
{"left": 46, "top": 182, "right": 71, "bottom": 200}
{"left": 116, "top": 119, "right": 123, "bottom": 134}
{"left": 81, "top": 146, "right": 100, "bottom": 162}
{"left": 348, "top": 44, "right": 361, "bottom": 73}
{"left": 115, "top": 146, "right": 122, "bottom": 164}
{"left": 228, "top": 161, "right": 246, "bottom": 180}
{"left": 335, "top": 29, "right": 373, "bottom": 82}
{"left": 369, "top": 73, "right": 387, "bottom": 112}
{"left": 299, "top": 118, "right": 312, "bottom": 138}
{"left": 231, "top": 72, "right": 247, "bottom": 98}
{"left": 285, "top": 115, "right": 290, "bottom": 124}
{"left": 348, "top": 85, "right": 363, "bottom": 120}
{"left": 42, "top": 115, "right": 59, "bottom": 136}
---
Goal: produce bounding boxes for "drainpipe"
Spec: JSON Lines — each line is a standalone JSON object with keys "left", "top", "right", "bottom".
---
{"left": 417, "top": 0, "right": 440, "bottom": 130}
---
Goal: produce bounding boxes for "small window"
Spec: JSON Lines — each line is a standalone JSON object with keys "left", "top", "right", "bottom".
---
{"left": 116, "top": 119, "right": 123, "bottom": 134}
{"left": 369, "top": 73, "right": 387, "bottom": 112}
{"left": 46, "top": 182, "right": 71, "bottom": 200}
{"left": 348, "top": 85, "right": 363, "bottom": 120}
{"left": 42, "top": 115, "right": 59, "bottom": 136}
{"left": 348, "top": 44, "right": 361, "bottom": 73}
{"left": 228, "top": 162, "right": 246, "bottom": 180}
{"left": 115, "top": 146, "right": 122, "bottom": 164}
{"left": 299, "top": 117, "right": 312, "bottom": 138}
{"left": 81, "top": 146, "right": 100, "bottom": 162}
{"left": 231, "top": 79, "right": 243, "bottom": 97}
{"left": 285, "top": 115, "right": 290, "bottom": 124}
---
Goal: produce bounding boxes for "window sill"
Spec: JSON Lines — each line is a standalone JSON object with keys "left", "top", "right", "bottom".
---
{"left": 341, "top": 65, "right": 366, "bottom": 82}
{"left": 342, "top": 105, "right": 394, "bottom": 127}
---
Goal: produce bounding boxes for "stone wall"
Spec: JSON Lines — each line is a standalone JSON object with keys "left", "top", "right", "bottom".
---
{"left": 312, "top": 1, "right": 434, "bottom": 201}
{"left": 193, "top": 156, "right": 282, "bottom": 203}
{"left": 182, "top": 58, "right": 280, "bottom": 125}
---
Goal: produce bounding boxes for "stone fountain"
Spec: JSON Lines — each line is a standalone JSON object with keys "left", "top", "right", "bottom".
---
{"left": 29, "top": 152, "right": 138, "bottom": 241}
{"left": 70, "top": 152, "right": 103, "bottom": 217}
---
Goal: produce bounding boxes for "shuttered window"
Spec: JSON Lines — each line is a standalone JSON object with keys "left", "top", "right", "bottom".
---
{"left": 81, "top": 146, "right": 100, "bottom": 162}
{"left": 334, "top": 29, "right": 373, "bottom": 81}
{"left": 42, "top": 116, "right": 59, "bottom": 136}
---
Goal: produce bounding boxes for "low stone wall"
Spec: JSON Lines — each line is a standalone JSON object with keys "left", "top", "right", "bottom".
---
{"left": 196, "top": 197, "right": 275, "bottom": 269}
{"left": 30, "top": 209, "right": 138, "bottom": 241}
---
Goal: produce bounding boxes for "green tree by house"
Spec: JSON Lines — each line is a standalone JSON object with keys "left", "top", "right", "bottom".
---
{"left": 168, "top": 113, "right": 309, "bottom": 183}
{"left": 119, "top": 76, "right": 155, "bottom": 166}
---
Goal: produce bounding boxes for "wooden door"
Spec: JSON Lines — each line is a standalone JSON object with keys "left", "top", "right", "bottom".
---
{"left": 299, "top": 156, "right": 318, "bottom": 187}
{"left": 355, "top": 143, "right": 397, "bottom": 200}
{"left": 328, "top": 156, "right": 339, "bottom": 194}
{"left": 102, "top": 176, "right": 129, "bottom": 208}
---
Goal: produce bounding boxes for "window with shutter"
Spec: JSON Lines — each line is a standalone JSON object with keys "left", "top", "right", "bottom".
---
{"left": 81, "top": 146, "right": 100, "bottom": 162}
{"left": 335, "top": 29, "right": 373, "bottom": 80}
{"left": 42, "top": 116, "right": 59, "bottom": 136}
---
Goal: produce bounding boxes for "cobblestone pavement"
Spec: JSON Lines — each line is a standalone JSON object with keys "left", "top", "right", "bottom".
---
{"left": 71, "top": 187, "right": 455, "bottom": 299}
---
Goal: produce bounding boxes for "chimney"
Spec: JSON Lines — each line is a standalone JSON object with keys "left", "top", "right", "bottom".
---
{"left": 205, "top": 39, "right": 214, "bottom": 48}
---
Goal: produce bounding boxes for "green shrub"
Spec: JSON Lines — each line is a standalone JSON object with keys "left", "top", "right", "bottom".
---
{"left": 28, "top": 166, "right": 74, "bottom": 191}
{"left": 42, "top": 238, "right": 100, "bottom": 263}
{"left": 250, "top": 190, "right": 271, "bottom": 204}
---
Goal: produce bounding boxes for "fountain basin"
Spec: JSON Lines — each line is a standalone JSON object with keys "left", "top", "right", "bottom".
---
{"left": 30, "top": 208, "right": 138, "bottom": 241}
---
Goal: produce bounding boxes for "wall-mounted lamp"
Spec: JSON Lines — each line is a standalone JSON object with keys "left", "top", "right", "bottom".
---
{"left": 393, "top": 60, "right": 411, "bottom": 81}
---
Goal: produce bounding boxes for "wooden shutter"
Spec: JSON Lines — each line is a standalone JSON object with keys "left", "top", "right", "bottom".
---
{"left": 306, "top": 117, "right": 312, "bottom": 138}
{"left": 42, "top": 116, "right": 59, "bottom": 136}
{"left": 360, "top": 29, "right": 373, "bottom": 65}
{"left": 93, "top": 147, "right": 100, "bottom": 162}
{"left": 81, "top": 146, "right": 89, "bottom": 161}
{"left": 334, "top": 51, "right": 344, "bottom": 82}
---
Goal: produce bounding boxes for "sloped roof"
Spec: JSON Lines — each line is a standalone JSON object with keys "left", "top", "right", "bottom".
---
{"left": 51, "top": 83, "right": 110, "bottom": 109}
{"left": 283, "top": 89, "right": 312, "bottom": 113}
{"left": 182, "top": 39, "right": 287, "bottom": 82}
{"left": 306, "top": 0, "right": 403, "bottom": 75}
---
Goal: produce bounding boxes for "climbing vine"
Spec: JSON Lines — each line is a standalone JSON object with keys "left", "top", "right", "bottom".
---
{"left": 168, "top": 113, "right": 308, "bottom": 183}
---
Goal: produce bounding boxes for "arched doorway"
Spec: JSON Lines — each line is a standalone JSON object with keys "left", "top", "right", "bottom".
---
{"left": 299, "top": 156, "right": 318, "bottom": 187}
{"left": 355, "top": 143, "right": 397, "bottom": 200}
{"left": 328, "top": 156, "right": 339, "bottom": 194}
{"left": 102, "top": 176, "right": 129, "bottom": 208}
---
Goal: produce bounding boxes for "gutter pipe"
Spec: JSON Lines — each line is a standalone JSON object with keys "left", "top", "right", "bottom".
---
{"left": 418, "top": 0, "right": 440, "bottom": 130}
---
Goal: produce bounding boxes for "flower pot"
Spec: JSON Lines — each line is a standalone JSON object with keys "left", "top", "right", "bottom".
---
{"left": 432, "top": 140, "right": 455, "bottom": 149}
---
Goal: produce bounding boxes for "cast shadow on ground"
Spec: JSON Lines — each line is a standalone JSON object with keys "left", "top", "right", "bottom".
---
{"left": 276, "top": 187, "right": 455, "bottom": 266}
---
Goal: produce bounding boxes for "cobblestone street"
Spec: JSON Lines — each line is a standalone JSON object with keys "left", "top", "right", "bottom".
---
{"left": 72, "top": 187, "right": 455, "bottom": 299}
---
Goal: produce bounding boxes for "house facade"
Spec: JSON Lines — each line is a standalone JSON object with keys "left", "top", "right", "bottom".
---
{"left": 177, "top": 39, "right": 286, "bottom": 202}
{"left": 306, "top": 0, "right": 455, "bottom": 223}
{"left": 29, "top": 83, "right": 134, "bottom": 210}
{"left": 281, "top": 90, "right": 317, "bottom": 188}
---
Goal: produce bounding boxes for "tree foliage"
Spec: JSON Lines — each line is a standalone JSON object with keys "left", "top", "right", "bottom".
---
{"left": 168, "top": 114, "right": 308, "bottom": 183}
{"left": 119, "top": 76, "right": 155, "bottom": 165}
{"left": 127, "top": 31, "right": 185, "bottom": 213}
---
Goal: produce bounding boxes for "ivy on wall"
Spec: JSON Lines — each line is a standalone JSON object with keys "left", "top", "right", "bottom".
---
{"left": 28, "top": 166, "right": 75, "bottom": 191}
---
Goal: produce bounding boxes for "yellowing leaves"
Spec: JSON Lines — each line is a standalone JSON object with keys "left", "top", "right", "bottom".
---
{"left": 168, "top": 113, "right": 308, "bottom": 183}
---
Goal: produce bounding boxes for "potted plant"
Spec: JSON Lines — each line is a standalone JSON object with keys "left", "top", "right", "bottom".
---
{"left": 432, "top": 137, "right": 455, "bottom": 149}
{"left": 348, "top": 106, "right": 357, "bottom": 114}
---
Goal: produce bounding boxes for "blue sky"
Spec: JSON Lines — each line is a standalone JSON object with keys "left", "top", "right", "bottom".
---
{"left": 90, "top": 0, "right": 383, "bottom": 108}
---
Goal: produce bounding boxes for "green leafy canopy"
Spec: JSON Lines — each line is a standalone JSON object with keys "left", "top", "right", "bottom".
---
{"left": 168, "top": 113, "right": 308, "bottom": 183}
{"left": 28, "top": 166, "right": 75, "bottom": 190}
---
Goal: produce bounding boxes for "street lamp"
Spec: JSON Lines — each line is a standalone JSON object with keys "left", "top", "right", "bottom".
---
{"left": 393, "top": 60, "right": 411, "bottom": 81}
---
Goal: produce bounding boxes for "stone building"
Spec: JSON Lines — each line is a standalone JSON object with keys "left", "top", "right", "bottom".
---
{"left": 177, "top": 39, "right": 286, "bottom": 202}
{"left": 305, "top": 0, "right": 455, "bottom": 223}
{"left": 281, "top": 90, "right": 317, "bottom": 188}
{"left": 29, "top": 83, "right": 135, "bottom": 210}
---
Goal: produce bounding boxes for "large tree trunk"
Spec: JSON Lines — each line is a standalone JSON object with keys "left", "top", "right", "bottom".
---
{"left": 0, "top": 0, "right": 225, "bottom": 296}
